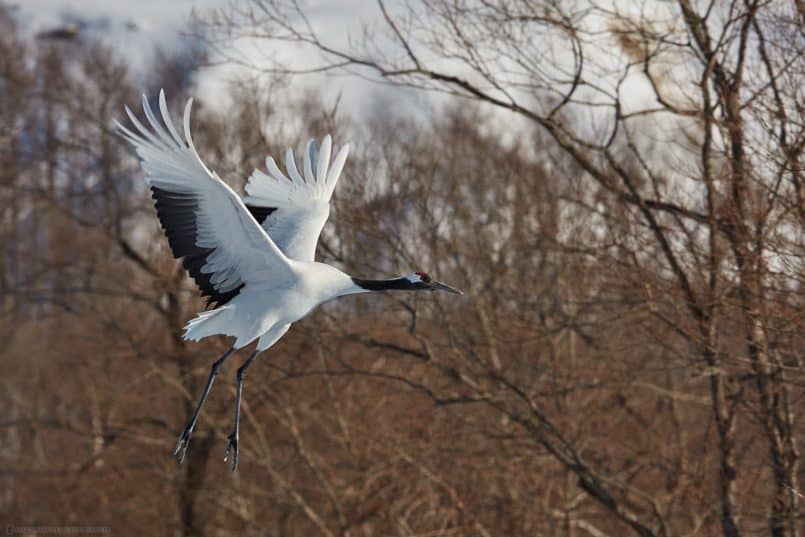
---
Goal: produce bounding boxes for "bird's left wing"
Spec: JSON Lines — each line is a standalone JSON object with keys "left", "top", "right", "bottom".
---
{"left": 242, "top": 136, "right": 349, "bottom": 261}
{"left": 117, "top": 91, "right": 294, "bottom": 308}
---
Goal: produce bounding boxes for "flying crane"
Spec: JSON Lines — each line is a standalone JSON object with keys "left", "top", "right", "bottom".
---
{"left": 117, "top": 91, "right": 462, "bottom": 470}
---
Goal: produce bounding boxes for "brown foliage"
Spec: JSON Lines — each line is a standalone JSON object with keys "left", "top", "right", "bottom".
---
{"left": 2, "top": 2, "right": 804, "bottom": 536}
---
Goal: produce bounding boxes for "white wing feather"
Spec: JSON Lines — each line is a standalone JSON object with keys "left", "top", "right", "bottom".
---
{"left": 117, "top": 91, "right": 294, "bottom": 294}
{"left": 243, "top": 134, "right": 350, "bottom": 261}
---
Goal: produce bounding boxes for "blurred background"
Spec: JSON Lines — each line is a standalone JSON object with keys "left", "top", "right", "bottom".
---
{"left": 1, "top": 1, "right": 803, "bottom": 535}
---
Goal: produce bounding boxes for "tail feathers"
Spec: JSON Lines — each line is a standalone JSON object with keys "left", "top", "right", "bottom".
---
{"left": 183, "top": 307, "right": 235, "bottom": 342}
{"left": 183, "top": 305, "right": 278, "bottom": 349}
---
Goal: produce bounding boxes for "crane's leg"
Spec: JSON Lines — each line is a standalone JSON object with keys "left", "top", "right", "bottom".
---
{"left": 174, "top": 347, "right": 235, "bottom": 464}
{"left": 224, "top": 349, "right": 260, "bottom": 471}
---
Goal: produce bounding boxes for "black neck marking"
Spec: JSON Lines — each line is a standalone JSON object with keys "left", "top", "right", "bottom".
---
{"left": 352, "top": 277, "right": 421, "bottom": 292}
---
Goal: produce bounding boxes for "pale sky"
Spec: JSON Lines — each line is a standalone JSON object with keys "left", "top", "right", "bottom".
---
{"left": 11, "top": 0, "right": 681, "bottom": 151}
{"left": 11, "top": 0, "right": 426, "bottom": 121}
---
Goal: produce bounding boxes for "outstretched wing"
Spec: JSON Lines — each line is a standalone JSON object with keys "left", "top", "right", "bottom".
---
{"left": 243, "top": 135, "right": 349, "bottom": 261}
{"left": 117, "top": 91, "right": 294, "bottom": 308}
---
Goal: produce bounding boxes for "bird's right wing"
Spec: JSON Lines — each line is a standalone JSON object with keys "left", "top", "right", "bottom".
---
{"left": 242, "top": 136, "right": 349, "bottom": 262}
{"left": 117, "top": 91, "right": 294, "bottom": 308}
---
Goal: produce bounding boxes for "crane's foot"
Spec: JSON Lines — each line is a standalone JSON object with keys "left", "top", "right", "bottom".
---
{"left": 173, "top": 427, "right": 194, "bottom": 464}
{"left": 224, "top": 432, "right": 239, "bottom": 472}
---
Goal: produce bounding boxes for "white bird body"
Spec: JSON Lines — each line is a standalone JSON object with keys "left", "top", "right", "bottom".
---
{"left": 117, "top": 90, "right": 461, "bottom": 470}
{"left": 184, "top": 261, "right": 361, "bottom": 349}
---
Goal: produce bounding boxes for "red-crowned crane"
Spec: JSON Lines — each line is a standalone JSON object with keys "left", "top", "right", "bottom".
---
{"left": 117, "top": 91, "right": 462, "bottom": 470}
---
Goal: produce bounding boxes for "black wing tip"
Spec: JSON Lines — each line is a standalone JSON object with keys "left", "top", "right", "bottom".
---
{"left": 245, "top": 204, "right": 278, "bottom": 225}
{"left": 151, "top": 186, "right": 244, "bottom": 308}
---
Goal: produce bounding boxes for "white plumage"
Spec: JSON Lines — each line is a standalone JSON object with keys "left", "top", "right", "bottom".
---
{"left": 118, "top": 90, "right": 461, "bottom": 470}
{"left": 243, "top": 134, "right": 349, "bottom": 261}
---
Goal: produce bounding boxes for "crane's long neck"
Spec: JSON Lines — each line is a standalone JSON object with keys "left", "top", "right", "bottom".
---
{"left": 349, "top": 277, "right": 415, "bottom": 293}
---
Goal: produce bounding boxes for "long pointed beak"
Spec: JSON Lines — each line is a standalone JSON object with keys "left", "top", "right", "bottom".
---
{"left": 429, "top": 280, "right": 463, "bottom": 295}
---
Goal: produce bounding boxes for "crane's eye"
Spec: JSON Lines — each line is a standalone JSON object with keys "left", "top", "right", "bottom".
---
{"left": 415, "top": 271, "right": 431, "bottom": 283}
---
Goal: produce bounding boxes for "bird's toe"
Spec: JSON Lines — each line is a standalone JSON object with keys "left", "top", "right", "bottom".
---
{"left": 224, "top": 432, "right": 239, "bottom": 472}
{"left": 174, "top": 428, "right": 193, "bottom": 464}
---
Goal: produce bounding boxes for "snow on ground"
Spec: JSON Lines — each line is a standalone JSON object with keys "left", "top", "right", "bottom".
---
{"left": 8, "top": 0, "right": 424, "bottom": 122}
{"left": 10, "top": 0, "right": 211, "bottom": 76}
{"left": 9, "top": 0, "right": 687, "bottom": 160}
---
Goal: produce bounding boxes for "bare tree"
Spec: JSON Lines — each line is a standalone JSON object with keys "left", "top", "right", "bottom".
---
{"left": 202, "top": 1, "right": 804, "bottom": 535}
{"left": 3, "top": 2, "right": 804, "bottom": 535}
